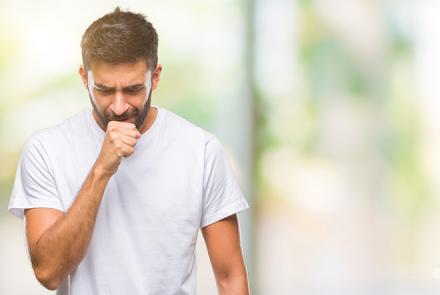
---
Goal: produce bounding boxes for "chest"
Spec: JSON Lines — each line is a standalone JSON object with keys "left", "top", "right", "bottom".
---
{"left": 53, "top": 139, "right": 204, "bottom": 219}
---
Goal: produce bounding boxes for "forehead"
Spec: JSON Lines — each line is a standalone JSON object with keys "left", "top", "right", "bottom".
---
{"left": 89, "top": 60, "right": 149, "bottom": 86}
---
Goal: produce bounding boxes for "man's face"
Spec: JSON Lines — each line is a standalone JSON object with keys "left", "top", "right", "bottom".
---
{"left": 83, "top": 60, "right": 154, "bottom": 131}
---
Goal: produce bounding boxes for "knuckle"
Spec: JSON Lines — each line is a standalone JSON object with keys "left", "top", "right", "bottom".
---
{"left": 109, "top": 131, "right": 120, "bottom": 141}
{"left": 108, "top": 122, "right": 117, "bottom": 129}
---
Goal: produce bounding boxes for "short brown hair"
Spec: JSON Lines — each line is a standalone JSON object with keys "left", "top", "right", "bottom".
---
{"left": 81, "top": 7, "right": 158, "bottom": 71}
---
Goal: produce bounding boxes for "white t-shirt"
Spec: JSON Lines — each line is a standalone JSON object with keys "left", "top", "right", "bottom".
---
{"left": 8, "top": 104, "right": 249, "bottom": 295}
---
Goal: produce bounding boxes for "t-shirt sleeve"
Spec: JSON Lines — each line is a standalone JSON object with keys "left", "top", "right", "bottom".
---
{"left": 8, "top": 134, "right": 64, "bottom": 219}
{"left": 200, "top": 135, "right": 250, "bottom": 228}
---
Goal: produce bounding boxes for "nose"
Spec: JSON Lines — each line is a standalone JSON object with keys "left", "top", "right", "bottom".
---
{"left": 109, "top": 91, "right": 130, "bottom": 116}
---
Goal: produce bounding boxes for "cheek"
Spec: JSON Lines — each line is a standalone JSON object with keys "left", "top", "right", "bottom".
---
{"left": 94, "top": 99, "right": 111, "bottom": 111}
{"left": 130, "top": 99, "right": 146, "bottom": 111}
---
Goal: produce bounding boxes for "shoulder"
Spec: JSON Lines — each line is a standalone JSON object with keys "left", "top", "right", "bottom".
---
{"left": 159, "top": 107, "right": 216, "bottom": 147}
{"left": 23, "top": 108, "right": 90, "bottom": 153}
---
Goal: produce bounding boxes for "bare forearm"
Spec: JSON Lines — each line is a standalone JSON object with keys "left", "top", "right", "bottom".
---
{"left": 217, "top": 272, "right": 250, "bottom": 295}
{"left": 32, "top": 165, "right": 111, "bottom": 286}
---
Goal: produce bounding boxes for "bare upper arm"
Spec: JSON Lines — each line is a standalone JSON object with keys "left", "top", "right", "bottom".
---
{"left": 24, "top": 208, "right": 64, "bottom": 253}
{"left": 201, "top": 214, "right": 246, "bottom": 277}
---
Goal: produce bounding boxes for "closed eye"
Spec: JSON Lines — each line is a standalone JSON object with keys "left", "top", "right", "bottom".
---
{"left": 123, "top": 87, "right": 145, "bottom": 95}
{"left": 92, "top": 84, "right": 146, "bottom": 96}
{"left": 94, "top": 87, "right": 114, "bottom": 95}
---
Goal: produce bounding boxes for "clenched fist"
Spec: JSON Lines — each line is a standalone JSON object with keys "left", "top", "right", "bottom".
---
{"left": 94, "top": 121, "right": 141, "bottom": 176}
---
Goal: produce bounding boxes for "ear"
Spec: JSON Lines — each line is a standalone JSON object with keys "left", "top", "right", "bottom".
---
{"left": 78, "top": 65, "right": 88, "bottom": 89}
{"left": 151, "top": 64, "right": 163, "bottom": 91}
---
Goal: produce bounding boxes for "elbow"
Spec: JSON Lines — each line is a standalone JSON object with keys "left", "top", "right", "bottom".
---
{"left": 34, "top": 266, "right": 62, "bottom": 291}
{"left": 216, "top": 270, "right": 250, "bottom": 294}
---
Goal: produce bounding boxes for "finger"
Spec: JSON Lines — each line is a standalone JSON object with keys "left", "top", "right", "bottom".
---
{"left": 120, "top": 129, "right": 141, "bottom": 139}
{"left": 107, "top": 121, "right": 137, "bottom": 131}
{"left": 118, "top": 134, "right": 138, "bottom": 147}
{"left": 118, "top": 144, "right": 135, "bottom": 157}
{"left": 108, "top": 128, "right": 141, "bottom": 139}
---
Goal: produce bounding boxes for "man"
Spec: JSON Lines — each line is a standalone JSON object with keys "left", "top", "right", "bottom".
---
{"left": 8, "top": 7, "right": 250, "bottom": 295}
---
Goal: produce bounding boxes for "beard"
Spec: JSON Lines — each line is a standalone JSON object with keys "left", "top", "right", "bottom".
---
{"left": 88, "top": 87, "right": 152, "bottom": 131}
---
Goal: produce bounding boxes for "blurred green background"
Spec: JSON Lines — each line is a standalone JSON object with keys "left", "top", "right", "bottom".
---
{"left": 2, "top": 0, "right": 440, "bottom": 294}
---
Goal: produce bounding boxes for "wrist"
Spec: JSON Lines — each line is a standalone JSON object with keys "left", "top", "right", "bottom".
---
{"left": 91, "top": 164, "right": 113, "bottom": 180}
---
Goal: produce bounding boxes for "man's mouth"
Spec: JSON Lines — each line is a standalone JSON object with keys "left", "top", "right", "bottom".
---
{"left": 114, "top": 117, "right": 134, "bottom": 122}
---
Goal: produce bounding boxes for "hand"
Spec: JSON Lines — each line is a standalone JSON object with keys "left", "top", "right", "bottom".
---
{"left": 94, "top": 121, "right": 141, "bottom": 176}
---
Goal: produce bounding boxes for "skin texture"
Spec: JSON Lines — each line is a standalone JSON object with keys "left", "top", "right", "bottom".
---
{"left": 202, "top": 215, "right": 250, "bottom": 295}
{"left": 24, "top": 60, "right": 250, "bottom": 294}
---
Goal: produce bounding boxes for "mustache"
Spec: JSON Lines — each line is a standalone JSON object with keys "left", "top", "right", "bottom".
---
{"left": 106, "top": 108, "right": 139, "bottom": 121}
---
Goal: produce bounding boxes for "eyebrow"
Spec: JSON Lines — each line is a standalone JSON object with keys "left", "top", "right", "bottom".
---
{"left": 94, "top": 83, "right": 146, "bottom": 91}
